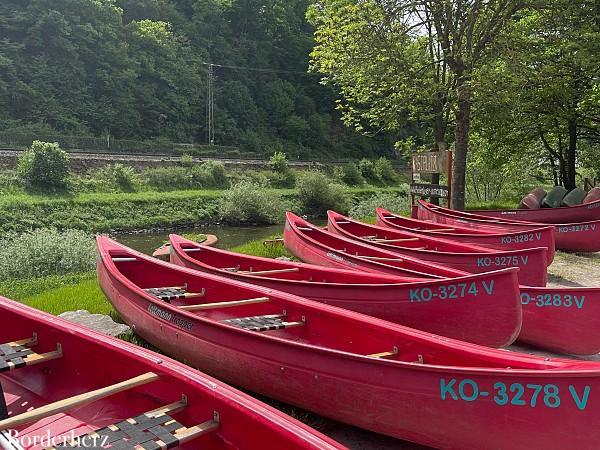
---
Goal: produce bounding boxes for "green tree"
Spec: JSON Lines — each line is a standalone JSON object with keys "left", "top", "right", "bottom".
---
{"left": 18, "top": 141, "right": 70, "bottom": 189}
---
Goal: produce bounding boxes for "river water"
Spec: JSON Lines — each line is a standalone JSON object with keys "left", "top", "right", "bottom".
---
{"left": 116, "top": 223, "right": 285, "bottom": 254}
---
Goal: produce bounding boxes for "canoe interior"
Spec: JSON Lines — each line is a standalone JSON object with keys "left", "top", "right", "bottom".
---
{"left": 171, "top": 237, "right": 420, "bottom": 284}
{"left": 0, "top": 299, "right": 333, "bottom": 450}
{"left": 105, "top": 241, "right": 576, "bottom": 372}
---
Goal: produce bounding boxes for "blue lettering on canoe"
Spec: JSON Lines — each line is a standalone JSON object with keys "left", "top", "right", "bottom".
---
{"left": 569, "top": 386, "right": 591, "bottom": 410}
{"left": 440, "top": 378, "right": 458, "bottom": 400}
{"left": 440, "top": 378, "right": 591, "bottom": 410}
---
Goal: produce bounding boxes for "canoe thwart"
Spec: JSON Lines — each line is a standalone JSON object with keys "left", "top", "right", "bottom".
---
{"left": 47, "top": 395, "right": 219, "bottom": 449}
{"left": 111, "top": 257, "right": 137, "bottom": 262}
{"left": 182, "top": 247, "right": 203, "bottom": 253}
{"left": 224, "top": 313, "right": 306, "bottom": 332}
{"left": 0, "top": 372, "right": 160, "bottom": 430}
{"left": 145, "top": 287, "right": 205, "bottom": 302}
{"left": 372, "top": 238, "right": 420, "bottom": 243}
{"left": 367, "top": 346, "right": 398, "bottom": 359}
{"left": 0, "top": 340, "right": 62, "bottom": 374}
{"left": 180, "top": 297, "right": 270, "bottom": 311}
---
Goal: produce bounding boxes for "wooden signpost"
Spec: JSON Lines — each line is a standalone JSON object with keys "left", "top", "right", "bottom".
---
{"left": 410, "top": 149, "right": 453, "bottom": 213}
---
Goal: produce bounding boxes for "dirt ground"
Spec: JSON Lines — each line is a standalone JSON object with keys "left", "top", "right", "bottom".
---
{"left": 318, "top": 251, "right": 600, "bottom": 449}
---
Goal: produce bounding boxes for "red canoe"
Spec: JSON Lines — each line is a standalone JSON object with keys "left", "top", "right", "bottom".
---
{"left": 469, "top": 198, "right": 600, "bottom": 223}
{"left": 0, "top": 297, "right": 342, "bottom": 449}
{"left": 376, "top": 207, "right": 556, "bottom": 263}
{"left": 284, "top": 212, "right": 471, "bottom": 279}
{"left": 327, "top": 211, "right": 548, "bottom": 286}
{"left": 285, "top": 211, "right": 547, "bottom": 287}
{"left": 169, "top": 234, "right": 522, "bottom": 347}
{"left": 289, "top": 214, "right": 600, "bottom": 354}
{"left": 418, "top": 200, "right": 600, "bottom": 252}
{"left": 97, "top": 236, "right": 600, "bottom": 450}
{"left": 153, "top": 234, "right": 219, "bottom": 261}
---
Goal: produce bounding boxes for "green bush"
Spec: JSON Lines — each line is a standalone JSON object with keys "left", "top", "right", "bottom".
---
{"left": 0, "top": 170, "right": 23, "bottom": 194}
{"left": 194, "top": 160, "right": 228, "bottom": 188}
{"left": 18, "top": 141, "right": 70, "bottom": 189}
{"left": 267, "top": 170, "right": 296, "bottom": 188}
{"left": 0, "top": 228, "right": 96, "bottom": 280}
{"left": 144, "top": 166, "right": 192, "bottom": 190}
{"left": 374, "top": 157, "right": 398, "bottom": 184}
{"left": 219, "top": 181, "right": 289, "bottom": 224}
{"left": 109, "top": 164, "right": 137, "bottom": 191}
{"left": 358, "top": 158, "right": 379, "bottom": 183}
{"left": 296, "top": 171, "right": 350, "bottom": 215}
{"left": 348, "top": 189, "right": 410, "bottom": 220}
{"left": 341, "top": 162, "right": 365, "bottom": 186}
{"left": 180, "top": 154, "right": 194, "bottom": 167}
{"left": 269, "top": 151, "right": 290, "bottom": 173}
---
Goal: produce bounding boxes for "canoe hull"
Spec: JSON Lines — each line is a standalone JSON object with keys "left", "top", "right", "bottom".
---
{"left": 470, "top": 199, "right": 600, "bottom": 223}
{"left": 376, "top": 208, "right": 556, "bottom": 262}
{"left": 519, "top": 285, "right": 600, "bottom": 355}
{"left": 417, "top": 200, "right": 600, "bottom": 252}
{"left": 327, "top": 212, "right": 548, "bottom": 287}
{"left": 97, "top": 244, "right": 600, "bottom": 450}
{"left": 170, "top": 242, "right": 522, "bottom": 347}
{"left": 0, "top": 299, "right": 341, "bottom": 450}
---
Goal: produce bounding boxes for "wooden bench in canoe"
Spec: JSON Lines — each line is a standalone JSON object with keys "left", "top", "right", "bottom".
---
{"left": 0, "top": 297, "right": 343, "bottom": 450}
{"left": 98, "top": 235, "right": 600, "bottom": 450}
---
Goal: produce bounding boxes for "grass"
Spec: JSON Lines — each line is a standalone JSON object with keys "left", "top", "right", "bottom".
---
{"left": 0, "top": 186, "right": 404, "bottom": 233}
{"left": 231, "top": 235, "right": 295, "bottom": 259}
{"left": 0, "top": 271, "right": 111, "bottom": 316}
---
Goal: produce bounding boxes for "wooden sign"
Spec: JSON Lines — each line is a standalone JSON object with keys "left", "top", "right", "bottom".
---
{"left": 412, "top": 151, "right": 447, "bottom": 174}
{"left": 410, "top": 183, "right": 449, "bottom": 198}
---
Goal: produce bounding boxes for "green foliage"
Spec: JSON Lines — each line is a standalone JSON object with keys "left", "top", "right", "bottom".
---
{"left": 341, "top": 161, "right": 364, "bottom": 186}
{"left": 269, "top": 151, "right": 290, "bottom": 173}
{"left": 0, "top": 0, "right": 393, "bottom": 159}
{"left": 374, "top": 157, "right": 398, "bottom": 183}
{"left": 296, "top": 171, "right": 350, "bottom": 215}
{"left": 219, "top": 182, "right": 289, "bottom": 225}
{"left": 194, "top": 160, "right": 228, "bottom": 189}
{"left": 18, "top": 141, "right": 70, "bottom": 189}
{"left": 144, "top": 167, "right": 191, "bottom": 191}
{"left": 109, "top": 164, "right": 137, "bottom": 191}
{"left": 358, "top": 158, "right": 379, "bottom": 183}
{"left": 180, "top": 154, "right": 194, "bottom": 167}
{"left": 266, "top": 170, "right": 297, "bottom": 188}
{"left": 231, "top": 236, "right": 295, "bottom": 259}
{"left": 349, "top": 190, "right": 409, "bottom": 220}
{"left": 0, "top": 229, "right": 96, "bottom": 280}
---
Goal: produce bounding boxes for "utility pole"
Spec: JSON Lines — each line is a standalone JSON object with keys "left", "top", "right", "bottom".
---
{"left": 206, "top": 64, "right": 215, "bottom": 145}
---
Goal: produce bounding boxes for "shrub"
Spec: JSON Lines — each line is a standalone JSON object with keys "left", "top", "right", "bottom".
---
{"left": 195, "top": 160, "right": 228, "bottom": 188}
{"left": 267, "top": 170, "right": 296, "bottom": 188}
{"left": 269, "top": 151, "right": 290, "bottom": 173}
{"left": 341, "top": 162, "right": 364, "bottom": 186}
{"left": 219, "top": 181, "right": 289, "bottom": 224}
{"left": 358, "top": 158, "right": 379, "bottom": 183}
{"left": 0, "top": 228, "right": 96, "bottom": 280}
{"left": 349, "top": 189, "right": 410, "bottom": 220}
{"left": 0, "top": 170, "right": 23, "bottom": 193}
{"left": 374, "top": 157, "right": 398, "bottom": 184}
{"left": 296, "top": 171, "right": 350, "bottom": 215}
{"left": 18, "top": 141, "right": 70, "bottom": 189}
{"left": 144, "top": 167, "right": 193, "bottom": 191}
{"left": 109, "top": 164, "right": 137, "bottom": 191}
{"left": 227, "top": 169, "right": 270, "bottom": 187}
{"left": 180, "top": 154, "right": 194, "bottom": 167}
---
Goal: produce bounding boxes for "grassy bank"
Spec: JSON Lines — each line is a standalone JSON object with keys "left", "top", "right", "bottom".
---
{"left": 0, "top": 186, "right": 404, "bottom": 233}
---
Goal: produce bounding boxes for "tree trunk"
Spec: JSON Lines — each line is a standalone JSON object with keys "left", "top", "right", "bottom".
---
{"left": 565, "top": 118, "right": 577, "bottom": 190}
{"left": 452, "top": 75, "right": 470, "bottom": 210}
{"left": 430, "top": 97, "right": 447, "bottom": 206}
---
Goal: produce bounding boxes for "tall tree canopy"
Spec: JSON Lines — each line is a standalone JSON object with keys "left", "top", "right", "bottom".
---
{"left": 0, "top": 0, "right": 393, "bottom": 159}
